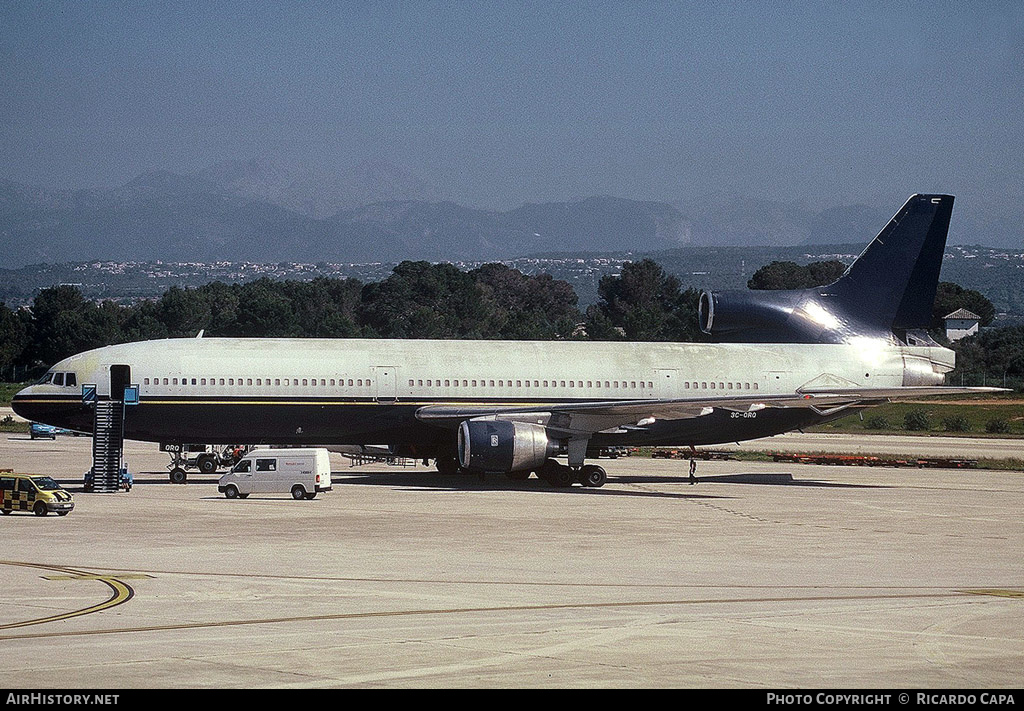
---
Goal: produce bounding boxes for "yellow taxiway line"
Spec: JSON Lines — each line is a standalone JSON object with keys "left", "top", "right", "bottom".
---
{"left": 0, "top": 560, "right": 144, "bottom": 630}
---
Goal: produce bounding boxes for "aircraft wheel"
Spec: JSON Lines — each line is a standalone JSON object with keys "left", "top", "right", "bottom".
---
{"left": 435, "top": 456, "right": 461, "bottom": 475}
{"left": 540, "top": 460, "right": 573, "bottom": 488}
{"left": 169, "top": 468, "right": 187, "bottom": 485}
{"left": 197, "top": 455, "right": 218, "bottom": 475}
{"left": 580, "top": 465, "right": 607, "bottom": 488}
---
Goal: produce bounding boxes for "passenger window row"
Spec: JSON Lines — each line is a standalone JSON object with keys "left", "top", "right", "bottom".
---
{"left": 684, "top": 381, "right": 759, "bottom": 390}
{"left": 143, "top": 377, "right": 373, "bottom": 387}
{"left": 407, "top": 379, "right": 657, "bottom": 390}
{"left": 138, "top": 377, "right": 759, "bottom": 393}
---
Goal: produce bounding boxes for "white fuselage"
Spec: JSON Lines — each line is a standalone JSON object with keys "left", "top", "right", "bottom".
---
{"left": 36, "top": 337, "right": 909, "bottom": 402}
{"left": 13, "top": 336, "right": 951, "bottom": 452}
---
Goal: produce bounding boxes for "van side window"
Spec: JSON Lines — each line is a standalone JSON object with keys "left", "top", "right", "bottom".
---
{"left": 0, "top": 476, "right": 14, "bottom": 491}
{"left": 255, "top": 459, "right": 277, "bottom": 472}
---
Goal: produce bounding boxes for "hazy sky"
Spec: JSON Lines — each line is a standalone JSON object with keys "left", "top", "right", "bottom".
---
{"left": 2, "top": 1, "right": 1022, "bottom": 210}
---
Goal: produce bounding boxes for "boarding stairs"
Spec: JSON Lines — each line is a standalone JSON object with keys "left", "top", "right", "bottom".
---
{"left": 91, "top": 400, "right": 125, "bottom": 493}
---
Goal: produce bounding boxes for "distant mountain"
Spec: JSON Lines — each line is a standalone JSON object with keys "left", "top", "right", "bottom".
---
{"left": 505, "top": 196, "right": 689, "bottom": 252}
{"left": 315, "top": 196, "right": 690, "bottom": 262}
{"left": 675, "top": 194, "right": 814, "bottom": 246}
{"left": 0, "top": 174, "right": 320, "bottom": 265}
{"left": 196, "top": 158, "right": 445, "bottom": 218}
{"left": 669, "top": 194, "right": 895, "bottom": 247}
{"left": 0, "top": 171, "right": 690, "bottom": 267}
{"left": 1, "top": 167, "right": 1021, "bottom": 268}
{"left": 805, "top": 204, "right": 893, "bottom": 245}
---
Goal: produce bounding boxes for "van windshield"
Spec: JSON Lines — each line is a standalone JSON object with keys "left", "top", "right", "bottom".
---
{"left": 232, "top": 460, "right": 251, "bottom": 473}
{"left": 31, "top": 477, "right": 61, "bottom": 491}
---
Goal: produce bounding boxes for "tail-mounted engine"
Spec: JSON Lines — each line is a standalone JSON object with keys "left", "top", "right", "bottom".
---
{"left": 698, "top": 288, "right": 882, "bottom": 344}
{"left": 699, "top": 289, "right": 821, "bottom": 343}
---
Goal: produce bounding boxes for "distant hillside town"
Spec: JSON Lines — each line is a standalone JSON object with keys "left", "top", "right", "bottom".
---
{"left": 1, "top": 244, "right": 1022, "bottom": 321}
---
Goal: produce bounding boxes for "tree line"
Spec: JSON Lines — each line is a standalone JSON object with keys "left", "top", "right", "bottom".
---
{"left": 0, "top": 259, "right": 705, "bottom": 376}
{"left": 3, "top": 257, "right": 1020, "bottom": 390}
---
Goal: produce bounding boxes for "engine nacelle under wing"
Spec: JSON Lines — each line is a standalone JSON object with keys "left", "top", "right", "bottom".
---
{"left": 458, "top": 420, "right": 558, "bottom": 473}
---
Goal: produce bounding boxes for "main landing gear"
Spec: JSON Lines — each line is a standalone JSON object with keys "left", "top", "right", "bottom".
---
{"left": 435, "top": 455, "right": 462, "bottom": 475}
{"left": 435, "top": 456, "right": 607, "bottom": 488}
{"left": 536, "top": 458, "right": 607, "bottom": 488}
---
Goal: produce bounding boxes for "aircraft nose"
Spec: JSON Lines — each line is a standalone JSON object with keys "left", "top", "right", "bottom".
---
{"left": 10, "top": 385, "right": 35, "bottom": 420}
{"left": 11, "top": 384, "right": 91, "bottom": 433}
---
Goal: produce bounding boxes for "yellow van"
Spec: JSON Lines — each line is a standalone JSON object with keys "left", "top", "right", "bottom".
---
{"left": 0, "top": 473, "right": 74, "bottom": 516}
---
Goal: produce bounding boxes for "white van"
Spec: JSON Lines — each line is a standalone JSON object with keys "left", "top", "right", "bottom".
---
{"left": 218, "top": 448, "right": 332, "bottom": 500}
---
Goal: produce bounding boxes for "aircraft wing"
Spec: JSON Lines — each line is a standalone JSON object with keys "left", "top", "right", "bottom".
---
{"left": 414, "top": 386, "right": 1005, "bottom": 437}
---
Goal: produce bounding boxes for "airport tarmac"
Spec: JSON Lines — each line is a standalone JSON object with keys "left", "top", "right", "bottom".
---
{"left": 717, "top": 431, "right": 1024, "bottom": 461}
{"left": 1, "top": 434, "right": 1022, "bottom": 688}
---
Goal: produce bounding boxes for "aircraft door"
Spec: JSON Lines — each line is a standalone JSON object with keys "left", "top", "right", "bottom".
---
{"left": 766, "top": 371, "right": 790, "bottom": 393}
{"left": 374, "top": 366, "right": 397, "bottom": 402}
{"left": 655, "top": 369, "right": 678, "bottom": 397}
{"left": 110, "top": 365, "right": 131, "bottom": 401}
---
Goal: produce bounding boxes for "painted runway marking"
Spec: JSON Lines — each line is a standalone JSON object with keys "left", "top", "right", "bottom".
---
{"left": 0, "top": 560, "right": 142, "bottom": 630}
{"left": 0, "top": 590, "right": 968, "bottom": 641}
{"left": 959, "top": 589, "right": 1024, "bottom": 598}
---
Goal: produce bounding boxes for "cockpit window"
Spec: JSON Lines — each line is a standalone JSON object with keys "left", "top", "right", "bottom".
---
{"left": 35, "top": 371, "right": 77, "bottom": 387}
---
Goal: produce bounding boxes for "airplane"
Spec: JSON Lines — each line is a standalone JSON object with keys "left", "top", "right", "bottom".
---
{"left": 12, "top": 194, "right": 1002, "bottom": 487}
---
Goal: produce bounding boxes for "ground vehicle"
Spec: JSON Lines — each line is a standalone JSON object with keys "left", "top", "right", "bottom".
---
{"left": 83, "top": 467, "right": 133, "bottom": 492}
{"left": 28, "top": 423, "right": 77, "bottom": 438}
{"left": 163, "top": 443, "right": 249, "bottom": 483}
{"left": 218, "top": 448, "right": 332, "bottom": 500}
{"left": 1, "top": 472, "right": 74, "bottom": 516}
{"left": 29, "top": 422, "right": 56, "bottom": 439}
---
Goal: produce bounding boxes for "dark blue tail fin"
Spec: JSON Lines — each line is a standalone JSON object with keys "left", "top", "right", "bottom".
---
{"left": 700, "top": 194, "right": 955, "bottom": 343}
{"left": 824, "top": 194, "right": 954, "bottom": 331}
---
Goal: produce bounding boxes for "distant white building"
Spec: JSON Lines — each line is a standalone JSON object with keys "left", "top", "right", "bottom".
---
{"left": 944, "top": 308, "right": 981, "bottom": 341}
